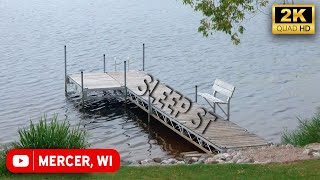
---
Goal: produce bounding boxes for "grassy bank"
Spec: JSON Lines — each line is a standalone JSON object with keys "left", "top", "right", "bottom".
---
{"left": 282, "top": 111, "right": 320, "bottom": 146}
{"left": 0, "top": 160, "right": 319, "bottom": 179}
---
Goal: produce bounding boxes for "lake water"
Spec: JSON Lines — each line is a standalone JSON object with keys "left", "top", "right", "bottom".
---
{"left": 0, "top": 0, "right": 319, "bottom": 161}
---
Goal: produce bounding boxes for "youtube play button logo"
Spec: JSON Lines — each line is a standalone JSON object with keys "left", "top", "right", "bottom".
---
{"left": 13, "top": 155, "right": 29, "bottom": 167}
{"left": 6, "top": 149, "right": 33, "bottom": 173}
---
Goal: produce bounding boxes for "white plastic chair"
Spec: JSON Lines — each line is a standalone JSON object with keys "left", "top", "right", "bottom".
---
{"left": 199, "top": 79, "right": 235, "bottom": 120}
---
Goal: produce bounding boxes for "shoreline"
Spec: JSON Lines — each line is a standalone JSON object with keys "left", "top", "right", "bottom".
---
{"left": 122, "top": 143, "right": 320, "bottom": 166}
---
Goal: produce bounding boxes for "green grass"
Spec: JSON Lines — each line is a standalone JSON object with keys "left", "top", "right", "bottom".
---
{"left": 0, "top": 160, "right": 319, "bottom": 179}
{"left": 12, "top": 115, "right": 88, "bottom": 149}
{"left": 0, "top": 115, "right": 88, "bottom": 175}
{"left": 282, "top": 112, "right": 320, "bottom": 146}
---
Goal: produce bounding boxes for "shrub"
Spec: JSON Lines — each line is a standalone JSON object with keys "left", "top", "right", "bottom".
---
{"left": 0, "top": 144, "right": 11, "bottom": 175}
{"left": 0, "top": 115, "right": 88, "bottom": 175}
{"left": 13, "top": 115, "right": 89, "bottom": 149}
{"left": 282, "top": 112, "right": 320, "bottom": 146}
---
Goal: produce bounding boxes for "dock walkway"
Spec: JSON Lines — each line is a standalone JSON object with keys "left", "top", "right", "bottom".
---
{"left": 67, "top": 70, "right": 268, "bottom": 153}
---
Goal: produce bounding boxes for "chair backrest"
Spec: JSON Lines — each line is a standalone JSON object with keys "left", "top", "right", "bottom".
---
{"left": 212, "top": 79, "right": 235, "bottom": 99}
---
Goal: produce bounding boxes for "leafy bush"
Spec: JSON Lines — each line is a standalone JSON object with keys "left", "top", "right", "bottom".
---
{"left": 282, "top": 112, "right": 320, "bottom": 146}
{"left": 13, "top": 115, "right": 89, "bottom": 149}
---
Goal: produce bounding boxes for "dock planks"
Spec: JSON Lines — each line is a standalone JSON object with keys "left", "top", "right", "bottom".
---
{"left": 67, "top": 70, "right": 268, "bottom": 152}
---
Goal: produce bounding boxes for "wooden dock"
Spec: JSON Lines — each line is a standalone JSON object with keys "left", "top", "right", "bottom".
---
{"left": 67, "top": 70, "right": 268, "bottom": 153}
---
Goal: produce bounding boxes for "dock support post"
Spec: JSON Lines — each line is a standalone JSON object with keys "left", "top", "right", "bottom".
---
{"left": 195, "top": 85, "right": 198, "bottom": 103}
{"left": 142, "top": 43, "right": 145, "bottom": 71}
{"left": 148, "top": 90, "right": 151, "bottom": 124}
{"left": 103, "top": 54, "right": 106, "bottom": 73}
{"left": 124, "top": 61, "right": 127, "bottom": 101}
{"left": 64, "top": 45, "right": 67, "bottom": 96}
{"left": 81, "top": 71, "right": 84, "bottom": 109}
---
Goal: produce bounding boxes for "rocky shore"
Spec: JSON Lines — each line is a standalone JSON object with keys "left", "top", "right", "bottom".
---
{"left": 123, "top": 143, "right": 320, "bottom": 166}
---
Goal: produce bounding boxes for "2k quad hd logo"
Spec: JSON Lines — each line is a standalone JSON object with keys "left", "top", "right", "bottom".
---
{"left": 272, "top": 4, "right": 315, "bottom": 34}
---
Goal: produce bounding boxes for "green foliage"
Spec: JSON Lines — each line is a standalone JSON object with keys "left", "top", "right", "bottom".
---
{"left": 0, "top": 115, "right": 89, "bottom": 175}
{"left": 182, "top": 0, "right": 269, "bottom": 44}
{"left": 13, "top": 115, "right": 89, "bottom": 149}
{"left": 282, "top": 112, "right": 320, "bottom": 146}
{"left": 0, "top": 144, "right": 11, "bottom": 175}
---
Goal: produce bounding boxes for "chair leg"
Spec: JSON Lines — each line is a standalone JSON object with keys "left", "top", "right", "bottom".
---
{"left": 213, "top": 103, "right": 216, "bottom": 113}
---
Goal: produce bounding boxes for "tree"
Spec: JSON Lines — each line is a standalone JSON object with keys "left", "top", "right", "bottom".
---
{"left": 182, "top": 0, "right": 269, "bottom": 44}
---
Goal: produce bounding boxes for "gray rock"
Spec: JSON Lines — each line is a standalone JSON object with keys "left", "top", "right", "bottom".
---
{"left": 222, "top": 153, "right": 230, "bottom": 157}
{"left": 232, "top": 154, "right": 241, "bottom": 163}
{"left": 220, "top": 157, "right": 227, "bottom": 161}
{"left": 184, "top": 158, "right": 193, "bottom": 164}
{"left": 153, "top": 158, "right": 162, "bottom": 163}
{"left": 200, "top": 154, "right": 213, "bottom": 159}
{"left": 140, "top": 159, "right": 154, "bottom": 165}
{"left": 176, "top": 157, "right": 184, "bottom": 161}
{"left": 227, "top": 149, "right": 235, "bottom": 154}
{"left": 143, "top": 162, "right": 159, "bottom": 166}
{"left": 225, "top": 155, "right": 233, "bottom": 161}
{"left": 216, "top": 159, "right": 225, "bottom": 164}
{"left": 212, "top": 153, "right": 224, "bottom": 160}
{"left": 168, "top": 158, "right": 178, "bottom": 164}
{"left": 204, "top": 157, "right": 219, "bottom": 164}
{"left": 176, "top": 161, "right": 185, "bottom": 165}
{"left": 304, "top": 143, "right": 320, "bottom": 151}
{"left": 242, "top": 158, "right": 254, "bottom": 163}
{"left": 161, "top": 160, "right": 170, "bottom": 165}
{"left": 204, "top": 157, "right": 213, "bottom": 164}
{"left": 191, "top": 157, "right": 199, "bottom": 163}
{"left": 312, "top": 152, "right": 320, "bottom": 158}
{"left": 286, "top": 144, "right": 294, "bottom": 148}
{"left": 236, "top": 158, "right": 245, "bottom": 164}
{"left": 303, "top": 149, "right": 316, "bottom": 156}
{"left": 220, "top": 153, "right": 232, "bottom": 161}
{"left": 198, "top": 157, "right": 206, "bottom": 163}
{"left": 231, "top": 151, "right": 237, "bottom": 157}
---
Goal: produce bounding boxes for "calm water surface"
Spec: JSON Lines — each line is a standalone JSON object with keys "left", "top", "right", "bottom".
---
{"left": 0, "top": 0, "right": 319, "bottom": 161}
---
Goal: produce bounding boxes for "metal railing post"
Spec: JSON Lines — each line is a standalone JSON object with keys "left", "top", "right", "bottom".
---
{"left": 148, "top": 90, "right": 151, "bottom": 124}
{"left": 124, "top": 61, "right": 127, "bottom": 101}
{"left": 195, "top": 85, "right": 198, "bottom": 103}
{"left": 81, "top": 71, "right": 84, "bottom": 109}
{"left": 64, "top": 45, "right": 67, "bottom": 95}
{"left": 103, "top": 54, "right": 106, "bottom": 73}
{"left": 142, "top": 43, "right": 145, "bottom": 71}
